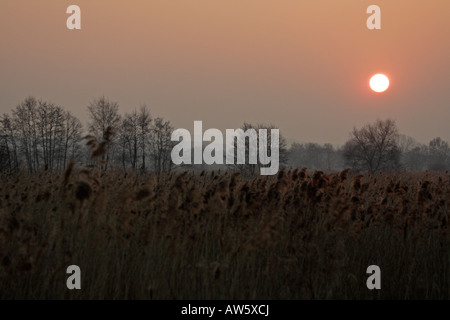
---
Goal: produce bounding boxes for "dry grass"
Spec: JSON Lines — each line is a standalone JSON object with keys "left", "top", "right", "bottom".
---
{"left": 0, "top": 166, "right": 448, "bottom": 299}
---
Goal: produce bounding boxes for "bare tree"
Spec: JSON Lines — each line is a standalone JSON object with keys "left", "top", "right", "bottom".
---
{"left": 87, "top": 96, "right": 121, "bottom": 139}
{"left": 0, "top": 114, "right": 20, "bottom": 172}
{"left": 36, "top": 100, "right": 65, "bottom": 171}
{"left": 61, "top": 111, "right": 83, "bottom": 169}
{"left": 5, "top": 97, "right": 83, "bottom": 173}
{"left": 137, "top": 105, "right": 152, "bottom": 170}
{"left": 343, "top": 119, "right": 401, "bottom": 173}
{"left": 87, "top": 96, "right": 121, "bottom": 168}
{"left": 12, "top": 97, "right": 40, "bottom": 172}
{"left": 149, "top": 117, "right": 174, "bottom": 174}
{"left": 118, "top": 105, "right": 152, "bottom": 170}
{"left": 120, "top": 110, "right": 139, "bottom": 169}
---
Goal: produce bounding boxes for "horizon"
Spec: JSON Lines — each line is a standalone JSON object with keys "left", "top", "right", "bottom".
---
{"left": 1, "top": 95, "right": 444, "bottom": 149}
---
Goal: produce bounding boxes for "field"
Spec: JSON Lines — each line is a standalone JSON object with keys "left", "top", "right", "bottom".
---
{"left": 0, "top": 165, "right": 449, "bottom": 299}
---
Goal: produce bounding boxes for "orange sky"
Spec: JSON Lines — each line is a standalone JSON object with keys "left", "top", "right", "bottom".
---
{"left": 1, "top": 0, "right": 449, "bottom": 145}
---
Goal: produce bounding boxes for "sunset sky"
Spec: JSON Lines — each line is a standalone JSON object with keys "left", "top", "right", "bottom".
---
{"left": 1, "top": 0, "right": 449, "bottom": 145}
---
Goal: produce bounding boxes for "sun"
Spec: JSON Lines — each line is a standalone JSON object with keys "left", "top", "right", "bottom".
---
{"left": 370, "top": 74, "right": 390, "bottom": 93}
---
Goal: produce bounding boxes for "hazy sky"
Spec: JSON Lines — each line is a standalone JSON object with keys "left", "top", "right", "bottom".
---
{"left": 1, "top": 1, "right": 449, "bottom": 145}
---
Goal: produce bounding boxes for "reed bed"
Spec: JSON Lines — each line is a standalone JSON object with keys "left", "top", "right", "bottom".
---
{"left": 0, "top": 166, "right": 448, "bottom": 299}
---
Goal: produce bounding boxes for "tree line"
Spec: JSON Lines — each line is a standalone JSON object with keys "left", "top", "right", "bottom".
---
{"left": 0, "top": 96, "right": 174, "bottom": 174}
{"left": 1, "top": 96, "right": 449, "bottom": 174}
{"left": 289, "top": 119, "right": 450, "bottom": 173}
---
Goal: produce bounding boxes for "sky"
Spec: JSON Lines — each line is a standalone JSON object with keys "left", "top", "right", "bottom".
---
{"left": 1, "top": 0, "right": 449, "bottom": 146}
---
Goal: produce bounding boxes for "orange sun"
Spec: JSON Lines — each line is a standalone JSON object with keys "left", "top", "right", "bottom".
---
{"left": 370, "top": 74, "right": 390, "bottom": 93}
